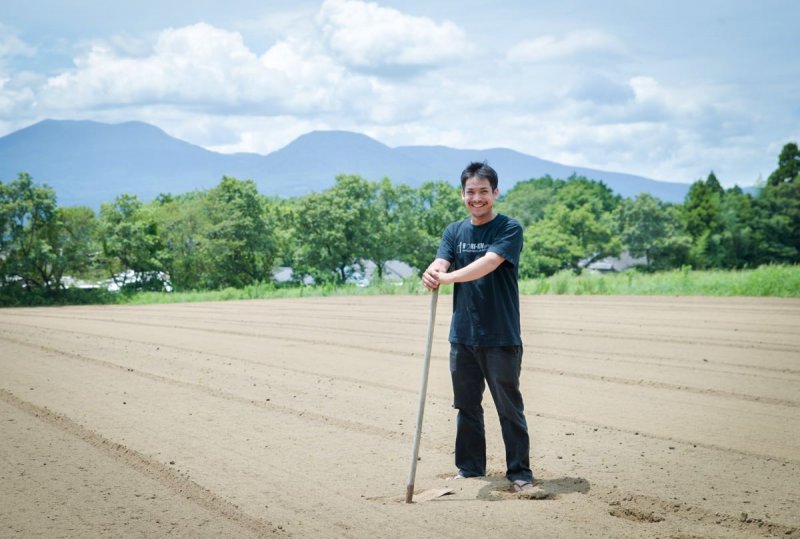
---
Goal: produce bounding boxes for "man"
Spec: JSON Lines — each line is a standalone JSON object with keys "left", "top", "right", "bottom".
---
{"left": 422, "top": 161, "right": 533, "bottom": 492}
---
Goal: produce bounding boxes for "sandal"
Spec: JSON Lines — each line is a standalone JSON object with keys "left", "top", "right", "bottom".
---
{"left": 511, "top": 479, "right": 534, "bottom": 492}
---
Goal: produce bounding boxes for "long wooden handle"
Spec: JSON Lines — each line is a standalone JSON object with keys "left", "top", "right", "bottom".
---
{"left": 405, "top": 288, "right": 439, "bottom": 503}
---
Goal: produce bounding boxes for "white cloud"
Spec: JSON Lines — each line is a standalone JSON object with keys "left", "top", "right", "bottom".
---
{"left": 0, "top": 23, "right": 37, "bottom": 120}
{"left": 316, "top": 0, "right": 470, "bottom": 69}
{"left": 567, "top": 74, "right": 635, "bottom": 105}
{"left": 507, "top": 30, "right": 624, "bottom": 64}
{"left": 0, "top": 25, "right": 36, "bottom": 59}
{"left": 38, "top": 22, "right": 369, "bottom": 118}
{"left": 259, "top": 37, "right": 351, "bottom": 113}
{"left": 41, "top": 24, "right": 276, "bottom": 109}
{"left": 202, "top": 115, "right": 323, "bottom": 154}
{"left": 0, "top": 80, "right": 32, "bottom": 119}
{"left": 412, "top": 66, "right": 765, "bottom": 187}
{"left": 36, "top": 5, "right": 467, "bottom": 120}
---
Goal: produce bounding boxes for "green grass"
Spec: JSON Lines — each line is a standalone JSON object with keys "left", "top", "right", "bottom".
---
{"left": 121, "top": 277, "right": 426, "bottom": 305}
{"left": 518, "top": 264, "right": 800, "bottom": 297}
{"left": 3, "top": 265, "right": 798, "bottom": 308}
{"left": 125, "top": 264, "right": 799, "bottom": 305}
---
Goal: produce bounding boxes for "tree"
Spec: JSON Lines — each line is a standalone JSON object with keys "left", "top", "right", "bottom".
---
{"left": 555, "top": 175, "right": 619, "bottom": 214}
{"left": 98, "top": 194, "right": 168, "bottom": 291}
{"left": 705, "top": 171, "right": 725, "bottom": 196}
{"left": 270, "top": 196, "right": 301, "bottom": 271}
{"left": 367, "top": 178, "right": 419, "bottom": 279}
{"left": 400, "top": 181, "right": 463, "bottom": 274}
{"left": 767, "top": 142, "right": 800, "bottom": 186}
{"left": 684, "top": 174, "right": 723, "bottom": 240}
{"left": 293, "top": 174, "right": 375, "bottom": 283}
{"left": 615, "top": 194, "right": 691, "bottom": 270}
{"left": 0, "top": 173, "right": 63, "bottom": 291}
{"left": 714, "top": 187, "right": 760, "bottom": 268}
{"left": 519, "top": 177, "right": 622, "bottom": 276}
{"left": 683, "top": 172, "right": 727, "bottom": 268}
{"left": 748, "top": 143, "right": 800, "bottom": 264}
{"left": 498, "top": 176, "right": 561, "bottom": 227}
{"left": 57, "top": 206, "right": 101, "bottom": 281}
{"left": 151, "top": 191, "right": 210, "bottom": 290}
{"left": 519, "top": 216, "right": 582, "bottom": 277}
{"left": 199, "top": 177, "right": 275, "bottom": 289}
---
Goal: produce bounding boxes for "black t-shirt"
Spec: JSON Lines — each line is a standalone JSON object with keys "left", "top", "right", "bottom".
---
{"left": 436, "top": 214, "right": 523, "bottom": 346}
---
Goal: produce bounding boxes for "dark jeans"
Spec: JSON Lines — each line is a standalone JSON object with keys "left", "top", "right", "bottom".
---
{"left": 450, "top": 343, "right": 532, "bottom": 482}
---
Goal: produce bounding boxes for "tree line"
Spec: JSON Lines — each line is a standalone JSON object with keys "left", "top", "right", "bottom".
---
{"left": 1, "top": 142, "right": 798, "bottom": 303}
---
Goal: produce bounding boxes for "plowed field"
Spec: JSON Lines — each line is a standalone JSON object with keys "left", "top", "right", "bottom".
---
{"left": 1, "top": 295, "right": 798, "bottom": 537}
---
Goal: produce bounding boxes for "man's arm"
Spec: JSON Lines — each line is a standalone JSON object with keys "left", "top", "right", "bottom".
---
{"left": 421, "top": 258, "right": 451, "bottom": 290}
{"left": 423, "top": 252, "right": 505, "bottom": 289}
{"left": 437, "top": 252, "right": 505, "bottom": 285}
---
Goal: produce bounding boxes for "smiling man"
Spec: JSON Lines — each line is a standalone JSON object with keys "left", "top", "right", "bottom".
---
{"left": 421, "top": 161, "right": 533, "bottom": 493}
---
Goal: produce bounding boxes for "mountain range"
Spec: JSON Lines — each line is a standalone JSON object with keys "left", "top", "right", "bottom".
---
{"left": 0, "top": 119, "right": 738, "bottom": 208}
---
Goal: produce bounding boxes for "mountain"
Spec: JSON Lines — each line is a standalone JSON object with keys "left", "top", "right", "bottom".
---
{"left": 393, "top": 145, "right": 699, "bottom": 202}
{"left": 0, "top": 119, "right": 737, "bottom": 208}
{"left": 0, "top": 120, "right": 266, "bottom": 207}
{"left": 263, "top": 130, "right": 428, "bottom": 194}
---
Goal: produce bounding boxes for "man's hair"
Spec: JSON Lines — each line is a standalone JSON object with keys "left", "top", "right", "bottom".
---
{"left": 460, "top": 161, "right": 498, "bottom": 191}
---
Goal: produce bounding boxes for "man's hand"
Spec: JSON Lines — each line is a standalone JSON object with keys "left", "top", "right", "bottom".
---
{"left": 422, "top": 259, "right": 450, "bottom": 290}
{"left": 421, "top": 268, "right": 440, "bottom": 290}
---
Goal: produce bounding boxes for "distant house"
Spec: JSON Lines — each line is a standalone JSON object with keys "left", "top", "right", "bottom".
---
{"left": 61, "top": 276, "right": 101, "bottom": 290}
{"left": 363, "top": 260, "right": 415, "bottom": 281}
{"left": 272, "top": 259, "right": 415, "bottom": 286}
{"left": 101, "top": 270, "right": 173, "bottom": 292}
{"left": 582, "top": 251, "right": 647, "bottom": 273}
{"left": 272, "top": 267, "right": 294, "bottom": 283}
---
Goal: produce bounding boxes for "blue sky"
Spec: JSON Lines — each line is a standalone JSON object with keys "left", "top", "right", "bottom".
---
{"left": 1, "top": 0, "right": 797, "bottom": 187}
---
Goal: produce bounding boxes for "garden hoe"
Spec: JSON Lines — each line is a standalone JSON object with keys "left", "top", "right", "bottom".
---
{"left": 405, "top": 288, "right": 438, "bottom": 503}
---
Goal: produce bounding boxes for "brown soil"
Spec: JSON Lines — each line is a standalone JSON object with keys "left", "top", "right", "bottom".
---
{"left": 1, "top": 295, "right": 798, "bottom": 538}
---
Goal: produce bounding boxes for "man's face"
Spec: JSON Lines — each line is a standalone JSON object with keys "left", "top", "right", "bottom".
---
{"left": 462, "top": 176, "right": 499, "bottom": 223}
